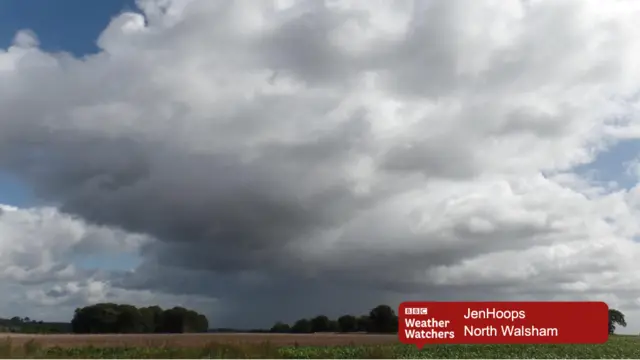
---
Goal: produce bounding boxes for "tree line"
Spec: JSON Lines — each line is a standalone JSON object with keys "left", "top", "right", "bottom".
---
{"left": 71, "top": 303, "right": 208, "bottom": 333}
{"left": 269, "top": 304, "right": 399, "bottom": 334}
{"left": 3, "top": 303, "right": 628, "bottom": 335}
{"left": 0, "top": 316, "right": 70, "bottom": 334}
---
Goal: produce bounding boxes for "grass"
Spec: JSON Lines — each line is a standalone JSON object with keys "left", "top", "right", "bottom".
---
{"left": 0, "top": 335, "right": 638, "bottom": 358}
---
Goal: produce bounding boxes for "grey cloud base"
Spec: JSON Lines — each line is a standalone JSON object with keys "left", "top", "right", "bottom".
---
{"left": 1, "top": 0, "right": 640, "bottom": 332}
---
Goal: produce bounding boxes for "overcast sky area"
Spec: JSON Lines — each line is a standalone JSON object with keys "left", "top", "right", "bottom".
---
{"left": 2, "top": 0, "right": 640, "bottom": 334}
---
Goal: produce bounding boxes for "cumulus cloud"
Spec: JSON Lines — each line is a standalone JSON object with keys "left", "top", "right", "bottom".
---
{"left": 0, "top": 204, "right": 215, "bottom": 320}
{"left": 0, "top": 205, "right": 146, "bottom": 283}
{"left": 3, "top": 0, "right": 640, "bottom": 330}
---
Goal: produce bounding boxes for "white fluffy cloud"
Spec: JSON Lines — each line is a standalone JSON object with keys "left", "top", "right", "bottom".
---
{"left": 0, "top": 205, "right": 215, "bottom": 320}
{"left": 2, "top": 0, "right": 640, "bottom": 332}
{"left": 0, "top": 204, "right": 145, "bottom": 283}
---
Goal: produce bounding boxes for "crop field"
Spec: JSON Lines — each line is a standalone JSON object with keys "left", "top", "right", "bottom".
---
{"left": 0, "top": 333, "right": 638, "bottom": 358}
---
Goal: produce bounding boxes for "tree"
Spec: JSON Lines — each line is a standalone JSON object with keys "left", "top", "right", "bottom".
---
{"left": 291, "top": 318, "right": 312, "bottom": 333}
{"left": 337, "top": 315, "right": 357, "bottom": 332}
{"left": 609, "top": 308, "right": 627, "bottom": 334}
{"left": 116, "top": 304, "right": 143, "bottom": 333}
{"left": 270, "top": 322, "right": 290, "bottom": 333}
{"left": 139, "top": 306, "right": 160, "bottom": 333}
{"left": 356, "top": 315, "right": 370, "bottom": 332}
{"left": 71, "top": 303, "right": 208, "bottom": 334}
{"left": 195, "top": 313, "right": 209, "bottom": 332}
{"left": 71, "top": 303, "right": 120, "bottom": 333}
{"left": 158, "top": 307, "right": 208, "bottom": 333}
{"left": 310, "top": 315, "right": 331, "bottom": 333}
{"left": 328, "top": 319, "right": 340, "bottom": 332}
{"left": 368, "top": 305, "right": 398, "bottom": 333}
{"left": 147, "top": 305, "right": 165, "bottom": 332}
{"left": 160, "top": 307, "right": 198, "bottom": 333}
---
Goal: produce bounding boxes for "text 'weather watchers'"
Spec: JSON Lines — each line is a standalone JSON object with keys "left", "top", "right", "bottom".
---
{"left": 398, "top": 301, "right": 608, "bottom": 347}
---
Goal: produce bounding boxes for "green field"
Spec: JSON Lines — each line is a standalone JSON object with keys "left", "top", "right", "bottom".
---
{"left": 0, "top": 335, "right": 639, "bottom": 358}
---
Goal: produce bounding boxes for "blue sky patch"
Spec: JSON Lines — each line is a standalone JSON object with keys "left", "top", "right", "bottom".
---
{"left": 0, "top": 0, "right": 136, "bottom": 56}
{"left": 574, "top": 139, "right": 640, "bottom": 190}
{"left": 0, "top": 172, "right": 35, "bottom": 207}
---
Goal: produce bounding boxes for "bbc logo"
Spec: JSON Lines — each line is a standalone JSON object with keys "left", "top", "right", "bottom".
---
{"left": 405, "top": 307, "right": 428, "bottom": 315}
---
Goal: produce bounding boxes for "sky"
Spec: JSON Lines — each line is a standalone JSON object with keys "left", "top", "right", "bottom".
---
{"left": 1, "top": 0, "right": 640, "bottom": 335}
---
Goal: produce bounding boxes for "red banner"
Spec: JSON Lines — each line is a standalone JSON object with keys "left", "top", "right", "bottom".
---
{"left": 398, "top": 301, "right": 608, "bottom": 347}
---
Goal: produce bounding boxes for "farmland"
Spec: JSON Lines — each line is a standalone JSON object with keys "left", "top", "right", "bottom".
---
{"left": 0, "top": 333, "right": 638, "bottom": 358}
